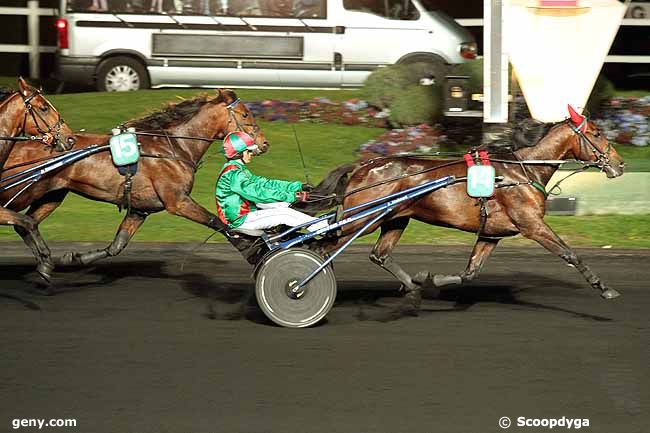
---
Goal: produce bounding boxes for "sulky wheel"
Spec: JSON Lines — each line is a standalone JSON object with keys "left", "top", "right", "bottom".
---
{"left": 255, "top": 248, "right": 337, "bottom": 328}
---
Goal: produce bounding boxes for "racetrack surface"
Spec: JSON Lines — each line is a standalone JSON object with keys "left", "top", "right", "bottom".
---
{"left": 1, "top": 243, "right": 648, "bottom": 433}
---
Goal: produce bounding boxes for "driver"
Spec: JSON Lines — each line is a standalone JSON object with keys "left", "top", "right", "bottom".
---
{"left": 215, "top": 131, "right": 328, "bottom": 233}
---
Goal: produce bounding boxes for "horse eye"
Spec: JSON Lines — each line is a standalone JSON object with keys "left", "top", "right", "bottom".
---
{"left": 242, "top": 112, "right": 249, "bottom": 118}
{"left": 39, "top": 105, "right": 48, "bottom": 113}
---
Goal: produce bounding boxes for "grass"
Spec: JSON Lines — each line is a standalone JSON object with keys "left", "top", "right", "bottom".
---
{"left": 0, "top": 80, "right": 649, "bottom": 248}
{"left": 615, "top": 145, "right": 650, "bottom": 172}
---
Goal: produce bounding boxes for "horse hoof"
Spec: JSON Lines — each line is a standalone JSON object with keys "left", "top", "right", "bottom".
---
{"left": 412, "top": 271, "right": 430, "bottom": 286}
{"left": 412, "top": 271, "right": 441, "bottom": 299}
{"left": 58, "top": 252, "right": 79, "bottom": 266}
{"left": 601, "top": 288, "right": 620, "bottom": 300}
{"left": 404, "top": 290, "right": 422, "bottom": 312}
{"left": 36, "top": 262, "right": 54, "bottom": 284}
{"left": 433, "top": 274, "right": 462, "bottom": 287}
{"left": 36, "top": 283, "right": 56, "bottom": 296}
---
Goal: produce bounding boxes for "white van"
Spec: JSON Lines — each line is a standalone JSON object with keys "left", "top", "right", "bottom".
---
{"left": 55, "top": 0, "right": 477, "bottom": 91}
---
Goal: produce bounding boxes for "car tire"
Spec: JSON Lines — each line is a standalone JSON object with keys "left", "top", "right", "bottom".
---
{"left": 96, "top": 56, "right": 150, "bottom": 92}
{"left": 399, "top": 56, "right": 449, "bottom": 87}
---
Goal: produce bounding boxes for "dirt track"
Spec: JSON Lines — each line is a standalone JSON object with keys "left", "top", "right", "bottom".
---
{"left": 1, "top": 242, "right": 648, "bottom": 433}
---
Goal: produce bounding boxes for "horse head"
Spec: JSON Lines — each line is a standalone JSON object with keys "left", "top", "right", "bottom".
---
{"left": 210, "top": 89, "right": 269, "bottom": 154}
{"left": 15, "top": 77, "right": 75, "bottom": 151}
{"left": 566, "top": 105, "right": 624, "bottom": 178}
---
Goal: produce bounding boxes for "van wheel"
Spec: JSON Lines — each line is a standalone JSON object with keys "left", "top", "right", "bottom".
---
{"left": 399, "top": 57, "right": 449, "bottom": 87}
{"left": 96, "top": 56, "right": 149, "bottom": 92}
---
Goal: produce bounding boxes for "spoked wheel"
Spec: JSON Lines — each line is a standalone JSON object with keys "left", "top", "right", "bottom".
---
{"left": 255, "top": 248, "right": 337, "bottom": 328}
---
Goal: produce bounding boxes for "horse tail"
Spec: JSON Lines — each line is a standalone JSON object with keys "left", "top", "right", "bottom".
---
{"left": 295, "top": 163, "right": 356, "bottom": 215}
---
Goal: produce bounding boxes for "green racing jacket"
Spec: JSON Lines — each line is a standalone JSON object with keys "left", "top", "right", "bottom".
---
{"left": 215, "top": 159, "right": 303, "bottom": 228}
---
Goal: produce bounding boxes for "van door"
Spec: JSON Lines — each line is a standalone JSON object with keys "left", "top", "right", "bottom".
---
{"left": 334, "top": 0, "right": 429, "bottom": 86}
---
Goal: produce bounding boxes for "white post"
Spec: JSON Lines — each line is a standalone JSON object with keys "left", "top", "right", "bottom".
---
{"left": 483, "top": 0, "right": 509, "bottom": 124}
{"left": 27, "top": 0, "right": 40, "bottom": 79}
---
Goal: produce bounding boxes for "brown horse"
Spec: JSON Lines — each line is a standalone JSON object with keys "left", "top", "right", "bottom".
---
{"left": 301, "top": 114, "right": 625, "bottom": 310}
{"left": 0, "top": 78, "right": 74, "bottom": 281}
{"left": 1, "top": 89, "right": 267, "bottom": 276}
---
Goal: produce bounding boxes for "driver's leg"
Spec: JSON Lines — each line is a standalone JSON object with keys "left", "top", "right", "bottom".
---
{"left": 238, "top": 208, "right": 327, "bottom": 232}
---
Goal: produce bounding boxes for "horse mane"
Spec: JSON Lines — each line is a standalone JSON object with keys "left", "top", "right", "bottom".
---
{"left": 511, "top": 118, "right": 556, "bottom": 149}
{"left": 481, "top": 118, "right": 556, "bottom": 152}
{"left": 126, "top": 89, "right": 238, "bottom": 130}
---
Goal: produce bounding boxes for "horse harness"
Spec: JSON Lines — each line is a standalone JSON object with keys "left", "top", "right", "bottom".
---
{"left": 326, "top": 118, "right": 613, "bottom": 239}
{"left": 115, "top": 98, "right": 256, "bottom": 213}
{"left": 0, "top": 90, "right": 69, "bottom": 150}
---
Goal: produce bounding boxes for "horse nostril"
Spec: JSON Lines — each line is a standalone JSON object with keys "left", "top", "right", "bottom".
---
{"left": 67, "top": 137, "right": 76, "bottom": 146}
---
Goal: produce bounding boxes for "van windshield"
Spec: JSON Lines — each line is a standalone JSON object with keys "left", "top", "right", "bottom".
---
{"left": 66, "top": 0, "right": 326, "bottom": 18}
{"left": 342, "top": 0, "right": 419, "bottom": 20}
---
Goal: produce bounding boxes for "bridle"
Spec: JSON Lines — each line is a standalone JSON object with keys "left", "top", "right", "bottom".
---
{"left": 569, "top": 117, "right": 614, "bottom": 173}
{"left": 225, "top": 98, "right": 262, "bottom": 147}
{"left": 21, "top": 90, "right": 71, "bottom": 150}
{"left": 0, "top": 90, "right": 71, "bottom": 151}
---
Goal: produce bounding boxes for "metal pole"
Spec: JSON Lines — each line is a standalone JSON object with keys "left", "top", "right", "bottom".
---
{"left": 27, "top": 0, "right": 40, "bottom": 79}
{"left": 483, "top": 0, "right": 509, "bottom": 124}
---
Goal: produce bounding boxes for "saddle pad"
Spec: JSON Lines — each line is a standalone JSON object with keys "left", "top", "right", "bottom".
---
{"left": 467, "top": 165, "right": 495, "bottom": 198}
{"left": 110, "top": 132, "right": 140, "bottom": 166}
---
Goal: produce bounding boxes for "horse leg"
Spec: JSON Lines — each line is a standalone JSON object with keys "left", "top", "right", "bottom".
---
{"left": 0, "top": 206, "right": 55, "bottom": 283}
{"left": 433, "top": 237, "right": 500, "bottom": 287}
{"left": 161, "top": 193, "right": 224, "bottom": 231}
{"left": 368, "top": 218, "right": 422, "bottom": 312}
{"left": 517, "top": 220, "right": 619, "bottom": 299}
{"left": 159, "top": 194, "right": 266, "bottom": 262}
{"left": 13, "top": 190, "right": 69, "bottom": 283}
{"left": 60, "top": 211, "right": 147, "bottom": 266}
{"left": 370, "top": 218, "right": 416, "bottom": 289}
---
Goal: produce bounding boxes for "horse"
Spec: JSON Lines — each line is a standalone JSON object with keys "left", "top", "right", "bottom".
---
{"left": 299, "top": 109, "right": 625, "bottom": 311}
{"left": 0, "top": 78, "right": 75, "bottom": 281}
{"left": 1, "top": 89, "right": 268, "bottom": 278}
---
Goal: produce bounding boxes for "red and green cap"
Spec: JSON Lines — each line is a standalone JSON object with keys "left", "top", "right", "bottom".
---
{"left": 222, "top": 131, "right": 258, "bottom": 159}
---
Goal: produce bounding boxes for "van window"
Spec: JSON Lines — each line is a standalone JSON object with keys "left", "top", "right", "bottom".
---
{"left": 66, "top": 0, "right": 326, "bottom": 18}
{"left": 342, "top": 0, "right": 419, "bottom": 20}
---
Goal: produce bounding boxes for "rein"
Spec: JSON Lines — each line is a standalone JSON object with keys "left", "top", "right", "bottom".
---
{"left": 344, "top": 120, "right": 608, "bottom": 199}
{"left": 2, "top": 96, "right": 258, "bottom": 175}
{"left": 129, "top": 131, "right": 215, "bottom": 142}
{"left": 345, "top": 159, "right": 466, "bottom": 197}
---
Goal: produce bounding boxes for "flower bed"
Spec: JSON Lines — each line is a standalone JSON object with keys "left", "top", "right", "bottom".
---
{"left": 594, "top": 96, "right": 650, "bottom": 147}
{"left": 247, "top": 96, "right": 650, "bottom": 158}
{"left": 246, "top": 98, "right": 390, "bottom": 128}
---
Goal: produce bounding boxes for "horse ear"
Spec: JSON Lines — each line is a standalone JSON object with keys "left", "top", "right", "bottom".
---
{"left": 221, "top": 89, "right": 235, "bottom": 104}
{"left": 18, "top": 76, "right": 30, "bottom": 96}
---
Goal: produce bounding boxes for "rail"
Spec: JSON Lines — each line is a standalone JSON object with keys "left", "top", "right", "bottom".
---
{"left": 0, "top": 1, "right": 57, "bottom": 79}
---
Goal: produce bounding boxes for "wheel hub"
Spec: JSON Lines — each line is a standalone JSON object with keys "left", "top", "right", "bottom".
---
{"left": 105, "top": 66, "right": 140, "bottom": 92}
{"left": 286, "top": 279, "right": 305, "bottom": 299}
